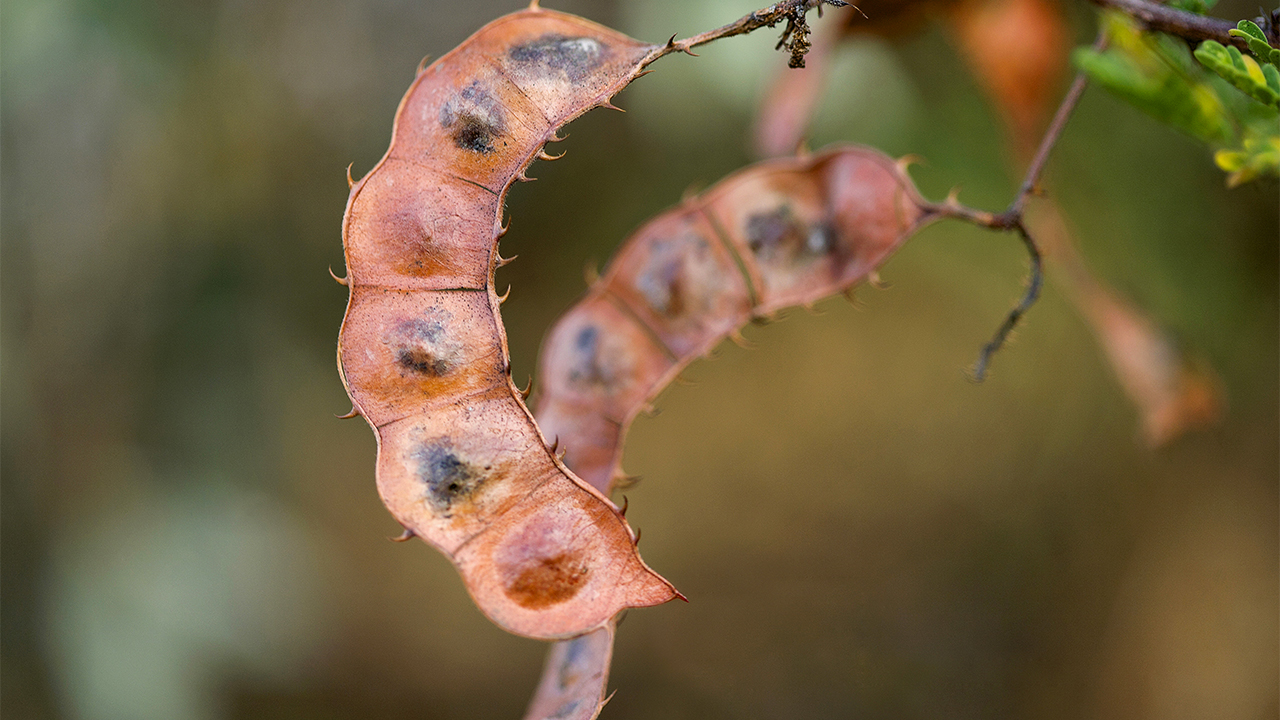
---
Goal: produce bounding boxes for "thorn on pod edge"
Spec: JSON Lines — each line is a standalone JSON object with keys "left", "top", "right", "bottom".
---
{"left": 497, "top": 285, "right": 511, "bottom": 304}
{"left": 895, "top": 153, "right": 924, "bottom": 176}
{"left": 336, "top": 407, "right": 360, "bottom": 419}
{"left": 497, "top": 253, "right": 517, "bottom": 267}
{"left": 537, "top": 148, "right": 565, "bottom": 161}
{"left": 613, "top": 472, "right": 642, "bottom": 490}
{"left": 390, "top": 528, "right": 416, "bottom": 542}
{"left": 729, "top": 330, "right": 754, "bottom": 349}
{"left": 416, "top": 54, "right": 432, "bottom": 75}
{"left": 328, "top": 266, "right": 349, "bottom": 286}
{"left": 516, "top": 170, "right": 536, "bottom": 182}
{"left": 598, "top": 100, "right": 625, "bottom": 112}
{"left": 516, "top": 376, "right": 532, "bottom": 399}
{"left": 619, "top": 495, "right": 629, "bottom": 517}
{"left": 346, "top": 163, "right": 355, "bottom": 188}
{"left": 868, "top": 271, "right": 890, "bottom": 290}
{"left": 583, "top": 259, "right": 600, "bottom": 286}
{"left": 549, "top": 435, "right": 559, "bottom": 454}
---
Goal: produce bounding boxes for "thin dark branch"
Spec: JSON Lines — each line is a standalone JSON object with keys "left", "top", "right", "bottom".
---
{"left": 1006, "top": 34, "right": 1107, "bottom": 219}
{"left": 971, "top": 224, "right": 1043, "bottom": 381}
{"left": 913, "top": 31, "right": 1111, "bottom": 379}
{"left": 1089, "top": 0, "right": 1279, "bottom": 49}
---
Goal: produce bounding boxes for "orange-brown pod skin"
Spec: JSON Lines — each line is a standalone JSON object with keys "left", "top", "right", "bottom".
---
{"left": 525, "top": 145, "right": 937, "bottom": 719}
{"left": 522, "top": 624, "right": 616, "bottom": 720}
{"left": 536, "top": 145, "right": 935, "bottom": 494}
{"left": 337, "top": 8, "right": 680, "bottom": 640}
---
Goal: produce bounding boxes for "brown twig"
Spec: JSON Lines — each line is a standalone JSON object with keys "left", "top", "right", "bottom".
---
{"left": 918, "top": 33, "right": 1110, "bottom": 380}
{"left": 645, "top": 0, "right": 850, "bottom": 69}
{"left": 1005, "top": 40, "right": 1102, "bottom": 220}
{"left": 1088, "top": 0, "right": 1279, "bottom": 50}
{"left": 971, "top": 225, "right": 1043, "bottom": 380}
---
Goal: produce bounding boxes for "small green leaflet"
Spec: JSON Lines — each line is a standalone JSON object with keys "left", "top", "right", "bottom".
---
{"left": 1228, "top": 20, "right": 1280, "bottom": 67}
{"left": 1075, "top": 13, "right": 1278, "bottom": 186}
{"left": 1074, "top": 15, "right": 1232, "bottom": 144}
{"left": 1194, "top": 41, "right": 1280, "bottom": 110}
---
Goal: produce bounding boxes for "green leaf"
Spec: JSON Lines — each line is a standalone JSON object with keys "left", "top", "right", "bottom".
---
{"left": 1228, "top": 20, "right": 1280, "bottom": 66}
{"left": 1194, "top": 40, "right": 1280, "bottom": 110}
{"left": 1214, "top": 126, "right": 1280, "bottom": 186}
{"left": 1078, "top": 13, "right": 1279, "bottom": 187}
{"left": 1233, "top": 19, "right": 1266, "bottom": 41}
{"left": 1075, "top": 20, "right": 1234, "bottom": 144}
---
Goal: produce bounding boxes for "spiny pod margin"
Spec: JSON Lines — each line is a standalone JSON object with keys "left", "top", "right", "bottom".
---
{"left": 337, "top": 8, "right": 679, "bottom": 640}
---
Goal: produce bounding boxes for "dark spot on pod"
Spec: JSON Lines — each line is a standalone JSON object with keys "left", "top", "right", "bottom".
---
{"left": 504, "top": 551, "right": 590, "bottom": 609}
{"left": 745, "top": 205, "right": 837, "bottom": 264}
{"left": 559, "top": 639, "right": 586, "bottom": 689}
{"left": 575, "top": 325, "right": 599, "bottom": 353}
{"left": 567, "top": 325, "right": 610, "bottom": 389}
{"left": 508, "top": 34, "right": 605, "bottom": 82}
{"left": 453, "top": 117, "right": 496, "bottom": 154}
{"left": 804, "top": 221, "right": 837, "bottom": 255}
{"left": 440, "top": 81, "right": 507, "bottom": 154}
{"left": 413, "top": 440, "right": 488, "bottom": 516}
{"left": 548, "top": 700, "right": 582, "bottom": 719}
{"left": 398, "top": 348, "right": 449, "bottom": 375}
{"left": 635, "top": 247, "right": 687, "bottom": 318}
{"left": 390, "top": 315, "right": 458, "bottom": 377}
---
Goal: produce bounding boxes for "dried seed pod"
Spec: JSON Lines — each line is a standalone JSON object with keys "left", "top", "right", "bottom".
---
{"left": 525, "top": 145, "right": 937, "bottom": 720}
{"left": 337, "top": 7, "right": 682, "bottom": 640}
{"left": 536, "top": 144, "right": 936, "bottom": 492}
{"left": 522, "top": 624, "right": 616, "bottom": 720}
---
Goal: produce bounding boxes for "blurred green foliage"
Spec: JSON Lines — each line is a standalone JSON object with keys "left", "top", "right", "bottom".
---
{"left": 1168, "top": 0, "right": 1218, "bottom": 14}
{"left": 1075, "top": 13, "right": 1280, "bottom": 185}
{"left": 1195, "top": 39, "right": 1279, "bottom": 108}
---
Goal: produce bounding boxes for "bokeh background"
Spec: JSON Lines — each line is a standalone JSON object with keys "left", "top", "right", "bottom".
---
{"left": 3, "top": 0, "right": 1276, "bottom": 718}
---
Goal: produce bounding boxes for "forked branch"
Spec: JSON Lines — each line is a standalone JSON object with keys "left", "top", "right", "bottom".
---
{"left": 921, "top": 33, "right": 1106, "bottom": 380}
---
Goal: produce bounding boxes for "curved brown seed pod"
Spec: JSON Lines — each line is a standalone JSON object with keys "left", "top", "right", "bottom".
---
{"left": 522, "top": 624, "right": 616, "bottom": 720}
{"left": 525, "top": 144, "right": 937, "bottom": 720}
{"left": 337, "top": 8, "right": 682, "bottom": 640}
{"left": 535, "top": 144, "right": 936, "bottom": 494}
